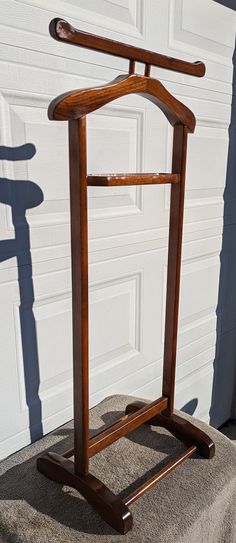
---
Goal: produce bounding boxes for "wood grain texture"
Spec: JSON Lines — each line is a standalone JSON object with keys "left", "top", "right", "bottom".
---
{"left": 62, "top": 396, "right": 168, "bottom": 460}
{"left": 68, "top": 118, "right": 89, "bottom": 477}
{"left": 88, "top": 396, "right": 168, "bottom": 457}
{"left": 125, "top": 400, "right": 215, "bottom": 459}
{"left": 87, "top": 173, "right": 180, "bottom": 186}
{"left": 37, "top": 452, "right": 133, "bottom": 534}
{"left": 124, "top": 445, "right": 197, "bottom": 506}
{"left": 48, "top": 74, "right": 196, "bottom": 133}
{"left": 49, "top": 18, "right": 205, "bottom": 78}
{"left": 162, "top": 125, "right": 188, "bottom": 414}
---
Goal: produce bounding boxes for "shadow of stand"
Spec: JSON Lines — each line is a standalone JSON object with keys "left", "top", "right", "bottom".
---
{"left": 210, "top": 37, "right": 236, "bottom": 425}
{"left": 0, "top": 144, "right": 44, "bottom": 442}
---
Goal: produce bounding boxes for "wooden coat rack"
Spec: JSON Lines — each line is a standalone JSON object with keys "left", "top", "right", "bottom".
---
{"left": 37, "top": 19, "right": 215, "bottom": 535}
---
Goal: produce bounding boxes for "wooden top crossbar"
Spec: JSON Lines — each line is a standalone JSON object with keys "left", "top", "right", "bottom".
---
{"left": 50, "top": 18, "right": 205, "bottom": 78}
{"left": 48, "top": 19, "right": 200, "bottom": 132}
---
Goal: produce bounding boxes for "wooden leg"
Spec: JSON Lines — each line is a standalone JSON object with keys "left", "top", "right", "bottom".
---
{"left": 69, "top": 118, "right": 90, "bottom": 477}
{"left": 37, "top": 452, "right": 133, "bottom": 534}
{"left": 125, "top": 400, "right": 215, "bottom": 459}
{"left": 162, "top": 126, "right": 188, "bottom": 415}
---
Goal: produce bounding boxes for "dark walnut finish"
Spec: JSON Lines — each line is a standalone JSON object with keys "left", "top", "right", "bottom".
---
{"left": 48, "top": 74, "right": 196, "bottom": 133}
{"left": 37, "top": 453, "right": 133, "bottom": 534}
{"left": 49, "top": 18, "right": 205, "bottom": 78}
{"left": 125, "top": 400, "right": 215, "bottom": 460}
{"left": 124, "top": 445, "right": 197, "bottom": 506}
{"left": 37, "top": 18, "right": 214, "bottom": 535}
{"left": 61, "top": 396, "right": 168, "bottom": 460}
{"left": 87, "top": 173, "right": 180, "bottom": 186}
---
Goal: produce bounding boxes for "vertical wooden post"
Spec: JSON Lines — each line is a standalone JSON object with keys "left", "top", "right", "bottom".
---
{"left": 68, "top": 117, "right": 89, "bottom": 476}
{"left": 162, "top": 124, "right": 188, "bottom": 414}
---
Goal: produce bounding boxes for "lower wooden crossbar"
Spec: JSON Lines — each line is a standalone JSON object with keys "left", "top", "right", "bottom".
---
{"left": 37, "top": 443, "right": 197, "bottom": 535}
{"left": 124, "top": 445, "right": 196, "bottom": 506}
{"left": 63, "top": 396, "right": 168, "bottom": 459}
{"left": 37, "top": 399, "right": 214, "bottom": 535}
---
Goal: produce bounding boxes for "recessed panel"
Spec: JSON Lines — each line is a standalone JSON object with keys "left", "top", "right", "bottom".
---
{"left": 6, "top": 98, "right": 69, "bottom": 228}
{"left": 181, "top": 0, "right": 235, "bottom": 49}
{"left": 89, "top": 275, "right": 139, "bottom": 369}
{"left": 87, "top": 108, "right": 142, "bottom": 218}
{"left": 179, "top": 255, "right": 219, "bottom": 329}
{"left": 171, "top": 0, "right": 235, "bottom": 60}
{"left": 65, "top": 0, "right": 135, "bottom": 26}
{"left": 186, "top": 124, "right": 228, "bottom": 197}
{"left": 34, "top": 297, "right": 72, "bottom": 390}
{"left": 175, "top": 365, "right": 214, "bottom": 422}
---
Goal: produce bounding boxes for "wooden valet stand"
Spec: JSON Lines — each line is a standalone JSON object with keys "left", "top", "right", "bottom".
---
{"left": 37, "top": 19, "right": 215, "bottom": 535}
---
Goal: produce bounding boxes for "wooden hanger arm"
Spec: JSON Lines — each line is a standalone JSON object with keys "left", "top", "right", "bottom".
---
{"left": 50, "top": 18, "right": 205, "bottom": 78}
{"left": 48, "top": 74, "right": 196, "bottom": 132}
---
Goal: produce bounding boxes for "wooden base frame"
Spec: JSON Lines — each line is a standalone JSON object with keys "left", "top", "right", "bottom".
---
{"left": 37, "top": 452, "right": 133, "bottom": 534}
{"left": 37, "top": 18, "right": 215, "bottom": 535}
{"left": 125, "top": 400, "right": 215, "bottom": 460}
{"left": 37, "top": 397, "right": 214, "bottom": 534}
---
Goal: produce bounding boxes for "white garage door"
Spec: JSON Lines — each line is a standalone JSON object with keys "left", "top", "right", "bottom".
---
{"left": 0, "top": 0, "right": 235, "bottom": 459}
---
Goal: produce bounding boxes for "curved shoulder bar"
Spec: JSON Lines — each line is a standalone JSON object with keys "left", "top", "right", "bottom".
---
{"left": 50, "top": 18, "right": 205, "bottom": 78}
{"left": 48, "top": 74, "right": 196, "bottom": 133}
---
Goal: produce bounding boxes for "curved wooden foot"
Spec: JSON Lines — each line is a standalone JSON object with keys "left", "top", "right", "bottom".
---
{"left": 37, "top": 452, "right": 133, "bottom": 534}
{"left": 125, "top": 400, "right": 215, "bottom": 459}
